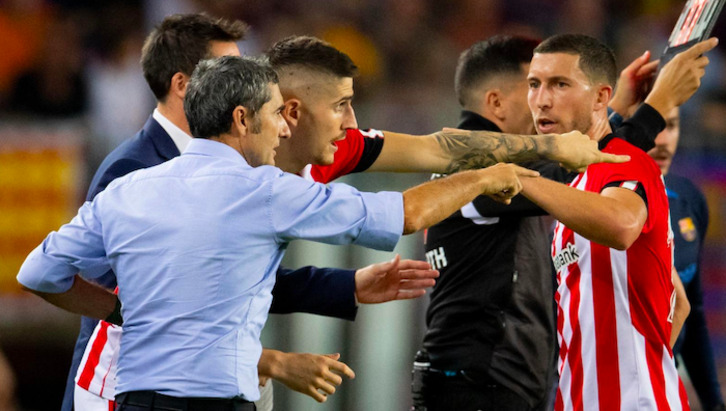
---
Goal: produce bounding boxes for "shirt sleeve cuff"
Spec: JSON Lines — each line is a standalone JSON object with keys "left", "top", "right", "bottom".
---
{"left": 631, "top": 103, "right": 666, "bottom": 137}
{"left": 353, "top": 191, "right": 404, "bottom": 251}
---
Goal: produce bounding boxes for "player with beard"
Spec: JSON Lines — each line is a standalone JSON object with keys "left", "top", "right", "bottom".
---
{"left": 519, "top": 34, "right": 716, "bottom": 410}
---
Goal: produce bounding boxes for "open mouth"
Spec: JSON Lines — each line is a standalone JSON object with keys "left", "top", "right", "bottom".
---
{"left": 537, "top": 119, "right": 558, "bottom": 133}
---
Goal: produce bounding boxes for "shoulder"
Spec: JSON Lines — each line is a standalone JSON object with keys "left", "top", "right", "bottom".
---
{"left": 593, "top": 137, "right": 660, "bottom": 177}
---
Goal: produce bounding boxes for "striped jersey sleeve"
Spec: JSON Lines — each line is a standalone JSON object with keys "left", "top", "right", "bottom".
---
{"left": 309, "top": 128, "right": 384, "bottom": 183}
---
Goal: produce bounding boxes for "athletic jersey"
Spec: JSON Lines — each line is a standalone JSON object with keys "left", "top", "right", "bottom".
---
{"left": 75, "top": 128, "right": 385, "bottom": 401}
{"left": 551, "top": 135, "right": 688, "bottom": 411}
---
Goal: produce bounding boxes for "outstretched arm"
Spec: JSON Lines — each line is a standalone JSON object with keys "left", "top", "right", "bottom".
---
{"left": 402, "top": 163, "right": 540, "bottom": 234}
{"left": 355, "top": 254, "right": 438, "bottom": 303}
{"left": 367, "top": 129, "right": 629, "bottom": 174}
{"left": 519, "top": 176, "right": 646, "bottom": 250}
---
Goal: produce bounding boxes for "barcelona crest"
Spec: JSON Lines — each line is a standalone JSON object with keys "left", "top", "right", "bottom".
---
{"left": 678, "top": 217, "right": 697, "bottom": 242}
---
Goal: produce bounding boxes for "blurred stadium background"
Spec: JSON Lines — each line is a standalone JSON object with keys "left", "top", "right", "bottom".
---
{"left": 1, "top": 0, "right": 726, "bottom": 410}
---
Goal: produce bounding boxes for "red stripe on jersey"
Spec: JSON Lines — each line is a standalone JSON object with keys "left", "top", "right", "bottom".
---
{"left": 555, "top": 387, "right": 564, "bottom": 411}
{"left": 108, "top": 399, "right": 115, "bottom": 411}
{"left": 591, "top": 243, "right": 621, "bottom": 410}
{"left": 310, "top": 129, "right": 367, "bottom": 183}
{"left": 77, "top": 321, "right": 110, "bottom": 389}
{"left": 645, "top": 338, "right": 669, "bottom": 411}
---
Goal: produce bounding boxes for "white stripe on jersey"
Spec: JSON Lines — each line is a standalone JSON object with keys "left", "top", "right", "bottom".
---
{"left": 574, "top": 232, "right": 600, "bottom": 411}
{"left": 611, "top": 248, "right": 641, "bottom": 409}
{"left": 664, "top": 348, "right": 684, "bottom": 411}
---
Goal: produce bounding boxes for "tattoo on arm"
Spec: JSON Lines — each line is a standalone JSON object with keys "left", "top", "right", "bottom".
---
{"left": 434, "top": 130, "right": 556, "bottom": 173}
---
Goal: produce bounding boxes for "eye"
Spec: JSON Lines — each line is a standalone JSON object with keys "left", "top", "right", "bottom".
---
{"left": 528, "top": 81, "right": 539, "bottom": 89}
{"left": 557, "top": 81, "right": 568, "bottom": 88}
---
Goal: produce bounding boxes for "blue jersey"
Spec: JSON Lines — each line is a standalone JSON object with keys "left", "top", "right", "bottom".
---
{"left": 666, "top": 173, "right": 724, "bottom": 410}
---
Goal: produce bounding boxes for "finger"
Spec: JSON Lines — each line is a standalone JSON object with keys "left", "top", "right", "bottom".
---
{"left": 323, "top": 371, "right": 344, "bottom": 386}
{"left": 513, "top": 166, "right": 540, "bottom": 177}
{"left": 398, "top": 269, "right": 439, "bottom": 280}
{"left": 682, "top": 37, "right": 719, "bottom": 58}
{"left": 634, "top": 60, "right": 658, "bottom": 78}
{"left": 396, "top": 259, "right": 433, "bottom": 271}
{"left": 323, "top": 353, "right": 341, "bottom": 361}
{"left": 316, "top": 379, "right": 338, "bottom": 395}
{"left": 328, "top": 361, "right": 356, "bottom": 379}
{"left": 397, "top": 278, "right": 437, "bottom": 290}
{"left": 622, "top": 50, "right": 650, "bottom": 76}
{"left": 394, "top": 289, "right": 427, "bottom": 300}
{"left": 306, "top": 387, "right": 327, "bottom": 403}
{"left": 598, "top": 153, "right": 631, "bottom": 164}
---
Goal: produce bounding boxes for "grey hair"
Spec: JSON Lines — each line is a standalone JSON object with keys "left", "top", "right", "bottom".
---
{"left": 184, "top": 55, "right": 279, "bottom": 139}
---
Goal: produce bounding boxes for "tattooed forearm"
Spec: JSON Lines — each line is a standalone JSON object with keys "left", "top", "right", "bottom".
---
{"left": 434, "top": 130, "right": 558, "bottom": 173}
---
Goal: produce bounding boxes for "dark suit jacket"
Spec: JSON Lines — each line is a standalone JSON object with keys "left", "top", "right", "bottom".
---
{"left": 62, "top": 116, "right": 357, "bottom": 410}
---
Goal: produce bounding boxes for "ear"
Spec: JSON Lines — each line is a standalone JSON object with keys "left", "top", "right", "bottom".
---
{"left": 169, "top": 72, "right": 189, "bottom": 100}
{"left": 593, "top": 84, "right": 613, "bottom": 111}
{"left": 232, "top": 105, "right": 250, "bottom": 136}
{"left": 281, "top": 99, "right": 301, "bottom": 127}
{"left": 485, "top": 89, "right": 505, "bottom": 120}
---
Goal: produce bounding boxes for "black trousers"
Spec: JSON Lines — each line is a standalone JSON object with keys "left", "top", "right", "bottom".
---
{"left": 115, "top": 391, "right": 256, "bottom": 411}
{"left": 411, "top": 366, "right": 530, "bottom": 411}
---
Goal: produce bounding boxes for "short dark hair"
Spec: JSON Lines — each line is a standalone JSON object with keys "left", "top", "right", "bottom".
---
{"left": 455, "top": 35, "right": 540, "bottom": 106}
{"left": 266, "top": 35, "right": 358, "bottom": 78}
{"left": 184, "top": 56, "right": 279, "bottom": 139}
{"left": 141, "top": 13, "right": 247, "bottom": 101}
{"left": 534, "top": 34, "right": 617, "bottom": 86}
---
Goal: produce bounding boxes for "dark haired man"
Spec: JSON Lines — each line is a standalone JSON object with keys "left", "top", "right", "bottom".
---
{"left": 64, "top": 14, "right": 439, "bottom": 411}
{"left": 519, "top": 34, "right": 715, "bottom": 410}
{"left": 18, "top": 55, "right": 539, "bottom": 410}
{"left": 267, "top": 35, "right": 627, "bottom": 180}
{"left": 412, "top": 33, "right": 704, "bottom": 411}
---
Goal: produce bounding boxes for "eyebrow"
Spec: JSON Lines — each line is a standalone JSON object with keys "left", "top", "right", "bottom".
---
{"left": 335, "top": 95, "right": 354, "bottom": 104}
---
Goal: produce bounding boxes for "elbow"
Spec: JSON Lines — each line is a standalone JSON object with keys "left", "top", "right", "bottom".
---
{"left": 608, "top": 217, "right": 643, "bottom": 250}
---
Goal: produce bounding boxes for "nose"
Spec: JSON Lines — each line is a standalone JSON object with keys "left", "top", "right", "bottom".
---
{"left": 342, "top": 104, "right": 358, "bottom": 130}
{"left": 531, "top": 87, "right": 552, "bottom": 111}
{"left": 279, "top": 117, "right": 291, "bottom": 139}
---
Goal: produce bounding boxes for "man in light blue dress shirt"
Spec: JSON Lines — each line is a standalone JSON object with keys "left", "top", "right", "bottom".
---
{"left": 17, "top": 56, "right": 536, "bottom": 409}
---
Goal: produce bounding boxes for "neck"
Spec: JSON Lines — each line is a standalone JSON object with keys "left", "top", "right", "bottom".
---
{"left": 157, "top": 99, "right": 191, "bottom": 136}
{"left": 587, "top": 112, "right": 612, "bottom": 141}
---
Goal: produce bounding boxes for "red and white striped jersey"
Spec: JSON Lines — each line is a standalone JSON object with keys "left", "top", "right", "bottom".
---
{"left": 552, "top": 136, "right": 687, "bottom": 410}
{"left": 75, "top": 128, "right": 385, "bottom": 400}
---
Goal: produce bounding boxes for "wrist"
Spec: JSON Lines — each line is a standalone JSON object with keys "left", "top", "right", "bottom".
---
{"left": 644, "top": 92, "right": 673, "bottom": 118}
{"left": 259, "top": 349, "right": 284, "bottom": 380}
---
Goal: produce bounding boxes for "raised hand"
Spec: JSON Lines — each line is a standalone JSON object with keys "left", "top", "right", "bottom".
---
{"left": 355, "top": 254, "right": 438, "bottom": 304}
{"left": 646, "top": 37, "right": 718, "bottom": 116}
{"left": 551, "top": 130, "right": 630, "bottom": 172}
{"left": 610, "top": 50, "right": 660, "bottom": 117}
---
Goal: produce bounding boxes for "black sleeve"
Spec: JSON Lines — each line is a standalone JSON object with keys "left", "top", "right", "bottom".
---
{"left": 474, "top": 160, "right": 577, "bottom": 217}
{"left": 351, "top": 132, "right": 385, "bottom": 173}
{"left": 601, "top": 180, "right": 648, "bottom": 209}
{"left": 613, "top": 104, "right": 665, "bottom": 152}
{"left": 269, "top": 266, "right": 358, "bottom": 320}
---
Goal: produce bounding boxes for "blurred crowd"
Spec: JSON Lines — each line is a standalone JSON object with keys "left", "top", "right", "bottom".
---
{"left": 1, "top": 0, "right": 726, "bottom": 160}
